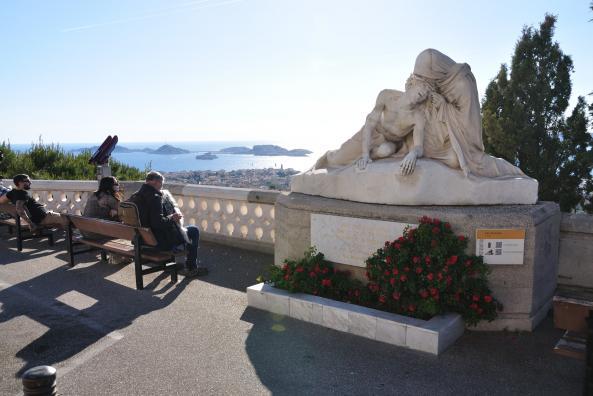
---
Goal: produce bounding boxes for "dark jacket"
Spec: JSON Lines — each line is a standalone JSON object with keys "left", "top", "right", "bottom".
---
{"left": 128, "top": 183, "right": 183, "bottom": 250}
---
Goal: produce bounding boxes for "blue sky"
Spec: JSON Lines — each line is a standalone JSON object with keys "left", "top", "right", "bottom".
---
{"left": 1, "top": 0, "right": 591, "bottom": 147}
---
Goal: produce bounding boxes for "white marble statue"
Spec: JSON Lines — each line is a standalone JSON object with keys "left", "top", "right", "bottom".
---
{"left": 313, "top": 48, "right": 524, "bottom": 178}
{"left": 293, "top": 49, "right": 538, "bottom": 205}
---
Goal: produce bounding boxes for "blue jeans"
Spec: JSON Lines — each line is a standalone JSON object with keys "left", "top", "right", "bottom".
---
{"left": 185, "top": 225, "right": 200, "bottom": 270}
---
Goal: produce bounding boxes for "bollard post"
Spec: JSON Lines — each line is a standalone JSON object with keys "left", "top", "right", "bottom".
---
{"left": 22, "top": 365, "right": 57, "bottom": 396}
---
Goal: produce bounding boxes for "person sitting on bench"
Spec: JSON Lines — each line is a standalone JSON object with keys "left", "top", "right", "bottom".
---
{"left": 0, "top": 174, "right": 66, "bottom": 232}
{"left": 128, "top": 171, "right": 207, "bottom": 278}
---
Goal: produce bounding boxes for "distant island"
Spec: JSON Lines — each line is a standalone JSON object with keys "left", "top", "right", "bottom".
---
{"left": 195, "top": 152, "right": 218, "bottom": 160}
{"left": 220, "top": 145, "right": 312, "bottom": 157}
{"left": 72, "top": 144, "right": 190, "bottom": 155}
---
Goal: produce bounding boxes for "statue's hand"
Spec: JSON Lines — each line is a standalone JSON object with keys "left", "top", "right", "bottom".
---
{"left": 431, "top": 92, "right": 445, "bottom": 109}
{"left": 400, "top": 151, "right": 418, "bottom": 176}
{"left": 356, "top": 155, "right": 372, "bottom": 171}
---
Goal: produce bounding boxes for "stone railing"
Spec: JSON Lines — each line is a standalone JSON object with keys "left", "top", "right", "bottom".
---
{"left": 1, "top": 179, "right": 280, "bottom": 254}
{"left": 558, "top": 212, "right": 593, "bottom": 292}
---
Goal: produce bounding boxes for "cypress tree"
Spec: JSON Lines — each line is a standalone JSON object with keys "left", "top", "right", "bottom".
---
{"left": 482, "top": 14, "right": 593, "bottom": 212}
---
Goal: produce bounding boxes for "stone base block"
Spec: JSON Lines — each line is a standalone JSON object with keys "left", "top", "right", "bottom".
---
{"left": 275, "top": 193, "right": 561, "bottom": 332}
{"left": 291, "top": 158, "right": 538, "bottom": 205}
{"left": 247, "top": 283, "right": 464, "bottom": 355}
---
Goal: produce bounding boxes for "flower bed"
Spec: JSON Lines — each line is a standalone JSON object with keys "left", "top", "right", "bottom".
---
{"left": 264, "top": 216, "right": 502, "bottom": 326}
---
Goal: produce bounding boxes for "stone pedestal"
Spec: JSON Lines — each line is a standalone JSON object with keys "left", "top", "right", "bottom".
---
{"left": 275, "top": 193, "right": 561, "bottom": 331}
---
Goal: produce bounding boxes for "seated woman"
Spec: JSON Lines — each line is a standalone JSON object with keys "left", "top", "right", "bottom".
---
{"left": 83, "top": 176, "right": 121, "bottom": 222}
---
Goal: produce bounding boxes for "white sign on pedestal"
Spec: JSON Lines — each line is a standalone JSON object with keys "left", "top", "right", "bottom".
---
{"left": 476, "top": 229, "right": 526, "bottom": 265}
{"left": 310, "top": 213, "right": 414, "bottom": 268}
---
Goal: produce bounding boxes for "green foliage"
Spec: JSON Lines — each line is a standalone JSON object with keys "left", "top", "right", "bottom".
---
{"left": 266, "top": 247, "right": 370, "bottom": 304}
{"left": 0, "top": 140, "right": 144, "bottom": 181}
{"left": 365, "top": 217, "right": 500, "bottom": 326}
{"left": 482, "top": 15, "right": 593, "bottom": 213}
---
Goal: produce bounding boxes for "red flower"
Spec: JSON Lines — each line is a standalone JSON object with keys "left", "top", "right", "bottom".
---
{"left": 446, "top": 275, "right": 453, "bottom": 285}
{"left": 321, "top": 279, "right": 332, "bottom": 287}
{"left": 433, "top": 219, "right": 441, "bottom": 225}
{"left": 384, "top": 270, "right": 391, "bottom": 276}
{"left": 400, "top": 275, "right": 408, "bottom": 282}
{"left": 415, "top": 267, "right": 423, "bottom": 274}
{"left": 389, "top": 277, "right": 396, "bottom": 285}
{"left": 379, "top": 295, "right": 387, "bottom": 304}
{"left": 392, "top": 291, "right": 401, "bottom": 300}
{"left": 392, "top": 268, "right": 399, "bottom": 275}
{"left": 408, "top": 304, "right": 416, "bottom": 312}
{"left": 398, "top": 236, "right": 405, "bottom": 242}
{"left": 384, "top": 241, "right": 390, "bottom": 247}
{"left": 322, "top": 267, "right": 329, "bottom": 274}
{"left": 309, "top": 271, "right": 317, "bottom": 278}
{"left": 429, "top": 287, "right": 438, "bottom": 296}
{"left": 484, "top": 295, "right": 493, "bottom": 303}
{"left": 283, "top": 274, "right": 290, "bottom": 280}
{"left": 404, "top": 266, "right": 410, "bottom": 272}
{"left": 444, "top": 222, "right": 451, "bottom": 229}
{"left": 464, "top": 259, "right": 472, "bottom": 267}
{"left": 472, "top": 295, "right": 480, "bottom": 302}
{"left": 282, "top": 264, "right": 289, "bottom": 271}
{"left": 424, "top": 256, "right": 431, "bottom": 264}
{"left": 295, "top": 266, "right": 304, "bottom": 273}
{"left": 412, "top": 256, "right": 420, "bottom": 264}
{"left": 447, "top": 255, "right": 458, "bottom": 265}
{"left": 419, "top": 290, "right": 429, "bottom": 299}
{"left": 394, "top": 243, "right": 401, "bottom": 249}
{"left": 386, "top": 256, "right": 391, "bottom": 264}
{"left": 469, "top": 303, "right": 478, "bottom": 310}
{"left": 354, "top": 289, "right": 361, "bottom": 297}
{"left": 437, "top": 272, "right": 443, "bottom": 281}
{"left": 432, "top": 227, "right": 440, "bottom": 234}
{"left": 426, "top": 273, "right": 434, "bottom": 281}
{"left": 420, "top": 216, "right": 430, "bottom": 224}
{"left": 458, "top": 235, "right": 466, "bottom": 242}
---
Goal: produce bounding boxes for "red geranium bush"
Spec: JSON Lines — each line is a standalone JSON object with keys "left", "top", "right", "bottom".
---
{"left": 266, "top": 247, "right": 369, "bottom": 304}
{"left": 365, "top": 216, "right": 501, "bottom": 325}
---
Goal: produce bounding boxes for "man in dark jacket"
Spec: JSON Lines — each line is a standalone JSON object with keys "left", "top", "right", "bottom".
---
{"left": 128, "top": 171, "right": 207, "bottom": 278}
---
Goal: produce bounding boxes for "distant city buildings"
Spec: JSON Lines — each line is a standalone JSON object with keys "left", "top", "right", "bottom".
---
{"left": 162, "top": 168, "right": 300, "bottom": 191}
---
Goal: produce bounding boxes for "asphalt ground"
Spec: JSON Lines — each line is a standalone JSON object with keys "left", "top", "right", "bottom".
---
{"left": 0, "top": 230, "right": 584, "bottom": 395}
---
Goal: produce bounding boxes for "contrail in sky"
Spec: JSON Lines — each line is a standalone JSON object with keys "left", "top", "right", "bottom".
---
{"left": 62, "top": 0, "right": 243, "bottom": 33}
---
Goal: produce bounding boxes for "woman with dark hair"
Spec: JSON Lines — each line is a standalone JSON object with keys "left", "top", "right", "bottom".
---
{"left": 83, "top": 176, "right": 121, "bottom": 221}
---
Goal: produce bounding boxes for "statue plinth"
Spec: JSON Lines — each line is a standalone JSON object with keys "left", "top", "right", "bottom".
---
{"left": 291, "top": 158, "right": 538, "bottom": 206}
{"left": 275, "top": 192, "right": 560, "bottom": 332}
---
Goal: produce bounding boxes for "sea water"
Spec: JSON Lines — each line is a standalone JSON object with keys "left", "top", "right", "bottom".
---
{"left": 9, "top": 141, "right": 332, "bottom": 172}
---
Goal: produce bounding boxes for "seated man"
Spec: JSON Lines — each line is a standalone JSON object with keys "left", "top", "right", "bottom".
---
{"left": 128, "top": 171, "right": 207, "bottom": 278}
{"left": 0, "top": 174, "right": 66, "bottom": 232}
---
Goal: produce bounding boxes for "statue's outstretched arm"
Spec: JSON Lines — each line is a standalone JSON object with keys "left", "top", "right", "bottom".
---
{"left": 400, "top": 111, "right": 426, "bottom": 176}
{"left": 357, "top": 96, "right": 386, "bottom": 170}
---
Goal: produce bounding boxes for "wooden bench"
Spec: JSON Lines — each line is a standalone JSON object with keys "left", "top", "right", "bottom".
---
{"left": 0, "top": 203, "right": 56, "bottom": 251}
{"left": 65, "top": 214, "right": 180, "bottom": 290}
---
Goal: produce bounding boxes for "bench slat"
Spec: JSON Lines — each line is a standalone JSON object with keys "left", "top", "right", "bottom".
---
{"left": 69, "top": 215, "right": 136, "bottom": 240}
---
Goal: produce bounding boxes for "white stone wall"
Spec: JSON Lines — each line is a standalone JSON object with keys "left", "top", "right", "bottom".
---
{"left": 1, "top": 179, "right": 278, "bottom": 254}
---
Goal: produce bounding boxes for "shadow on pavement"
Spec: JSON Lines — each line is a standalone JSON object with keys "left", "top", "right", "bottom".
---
{"left": 0, "top": 249, "right": 189, "bottom": 377}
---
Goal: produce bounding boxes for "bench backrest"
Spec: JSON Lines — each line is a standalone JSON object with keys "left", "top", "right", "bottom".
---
{"left": 118, "top": 201, "right": 159, "bottom": 247}
{"left": 119, "top": 202, "right": 141, "bottom": 227}
{"left": 68, "top": 214, "right": 137, "bottom": 240}
{"left": 0, "top": 203, "right": 18, "bottom": 217}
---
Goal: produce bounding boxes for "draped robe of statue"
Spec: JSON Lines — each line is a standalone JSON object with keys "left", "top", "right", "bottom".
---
{"left": 413, "top": 49, "right": 523, "bottom": 178}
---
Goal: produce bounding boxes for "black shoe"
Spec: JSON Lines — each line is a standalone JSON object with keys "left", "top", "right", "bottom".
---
{"left": 179, "top": 267, "right": 208, "bottom": 278}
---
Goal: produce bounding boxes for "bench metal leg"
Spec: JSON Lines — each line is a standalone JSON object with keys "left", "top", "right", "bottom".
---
{"left": 134, "top": 235, "right": 143, "bottom": 290}
{"left": 47, "top": 232, "right": 54, "bottom": 247}
{"left": 66, "top": 223, "right": 75, "bottom": 267}
{"left": 170, "top": 257, "right": 178, "bottom": 284}
{"left": 16, "top": 217, "right": 23, "bottom": 252}
{"left": 100, "top": 250, "right": 108, "bottom": 262}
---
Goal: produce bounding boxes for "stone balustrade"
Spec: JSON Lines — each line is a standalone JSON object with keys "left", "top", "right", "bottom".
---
{"left": 1, "top": 179, "right": 280, "bottom": 254}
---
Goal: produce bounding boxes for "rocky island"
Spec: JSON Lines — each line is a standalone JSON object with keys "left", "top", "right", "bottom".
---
{"left": 220, "top": 145, "right": 312, "bottom": 157}
{"left": 72, "top": 144, "right": 190, "bottom": 155}
{"left": 195, "top": 152, "right": 218, "bottom": 160}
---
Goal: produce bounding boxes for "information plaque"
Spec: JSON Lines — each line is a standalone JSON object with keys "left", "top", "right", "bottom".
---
{"left": 476, "top": 229, "right": 525, "bottom": 265}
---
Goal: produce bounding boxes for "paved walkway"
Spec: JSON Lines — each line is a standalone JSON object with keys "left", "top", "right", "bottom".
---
{"left": 0, "top": 232, "right": 584, "bottom": 395}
